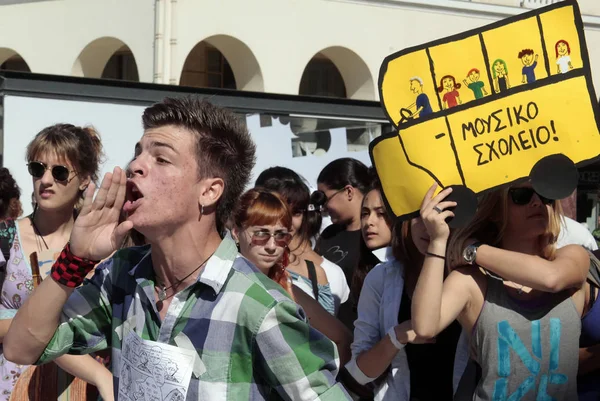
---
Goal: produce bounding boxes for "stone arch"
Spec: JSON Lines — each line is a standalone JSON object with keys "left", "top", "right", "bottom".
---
{"left": 72, "top": 37, "right": 139, "bottom": 81}
{"left": 299, "top": 47, "right": 375, "bottom": 100}
{"left": 180, "top": 35, "right": 263, "bottom": 91}
{"left": 0, "top": 48, "right": 30, "bottom": 72}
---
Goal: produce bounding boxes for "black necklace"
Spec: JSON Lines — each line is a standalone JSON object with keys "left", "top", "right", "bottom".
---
{"left": 29, "top": 215, "right": 49, "bottom": 251}
{"left": 156, "top": 252, "right": 215, "bottom": 301}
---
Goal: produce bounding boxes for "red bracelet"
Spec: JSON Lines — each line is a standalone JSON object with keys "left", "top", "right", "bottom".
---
{"left": 50, "top": 243, "right": 99, "bottom": 288}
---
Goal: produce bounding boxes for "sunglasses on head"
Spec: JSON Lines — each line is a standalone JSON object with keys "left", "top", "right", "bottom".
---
{"left": 251, "top": 230, "right": 292, "bottom": 247}
{"left": 27, "top": 161, "right": 73, "bottom": 182}
{"left": 508, "top": 187, "right": 554, "bottom": 206}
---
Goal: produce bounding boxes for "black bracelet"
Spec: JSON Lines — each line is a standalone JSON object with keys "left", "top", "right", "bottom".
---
{"left": 426, "top": 251, "right": 446, "bottom": 260}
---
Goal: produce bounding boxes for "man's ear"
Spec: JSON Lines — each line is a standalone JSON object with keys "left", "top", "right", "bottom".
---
{"left": 198, "top": 177, "right": 224, "bottom": 212}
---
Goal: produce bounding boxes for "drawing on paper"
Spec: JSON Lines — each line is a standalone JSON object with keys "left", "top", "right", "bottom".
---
{"left": 118, "top": 332, "right": 197, "bottom": 401}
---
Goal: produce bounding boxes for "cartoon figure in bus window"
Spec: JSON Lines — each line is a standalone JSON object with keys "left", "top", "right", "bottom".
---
{"left": 407, "top": 76, "right": 433, "bottom": 117}
{"left": 519, "top": 49, "right": 539, "bottom": 83}
{"left": 556, "top": 39, "right": 574, "bottom": 74}
{"left": 492, "top": 59, "right": 510, "bottom": 93}
{"left": 462, "top": 68, "right": 488, "bottom": 99}
{"left": 437, "top": 75, "right": 462, "bottom": 109}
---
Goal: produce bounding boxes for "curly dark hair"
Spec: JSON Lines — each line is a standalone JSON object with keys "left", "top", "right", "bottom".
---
{"left": 0, "top": 168, "right": 22, "bottom": 219}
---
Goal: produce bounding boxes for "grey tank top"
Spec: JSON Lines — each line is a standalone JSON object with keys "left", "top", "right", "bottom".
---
{"left": 471, "top": 275, "right": 580, "bottom": 401}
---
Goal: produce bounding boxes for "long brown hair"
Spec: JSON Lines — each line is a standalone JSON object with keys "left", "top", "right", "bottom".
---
{"left": 448, "top": 187, "right": 563, "bottom": 270}
{"left": 233, "top": 189, "right": 295, "bottom": 298}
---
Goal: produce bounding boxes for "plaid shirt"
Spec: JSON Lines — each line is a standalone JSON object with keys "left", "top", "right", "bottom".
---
{"left": 37, "top": 237, "right": 350, "bottom": 400}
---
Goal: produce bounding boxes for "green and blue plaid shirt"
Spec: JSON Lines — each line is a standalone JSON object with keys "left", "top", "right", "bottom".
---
{"left": 37, "top": 236, "right": 350, "bottom": 400}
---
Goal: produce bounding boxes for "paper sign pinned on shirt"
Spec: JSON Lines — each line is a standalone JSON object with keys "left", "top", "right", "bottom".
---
{"left": 371, "top": 0, "right": 600, "bottom": 224}
{"left": 118, "top": 331, "right": 196, "bottom": 401}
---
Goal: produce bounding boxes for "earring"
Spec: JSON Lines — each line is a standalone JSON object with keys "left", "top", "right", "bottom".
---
{"left": 200, "top": 204, "right": 204, "bottom": 215}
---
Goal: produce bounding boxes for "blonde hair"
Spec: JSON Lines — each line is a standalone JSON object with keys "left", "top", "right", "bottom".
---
{"left": 448, "top": 187, "right": 563, "bottom": 269}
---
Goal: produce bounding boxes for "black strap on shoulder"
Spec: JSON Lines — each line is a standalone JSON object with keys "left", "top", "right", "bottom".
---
{"left": 0, "top": 219, "right": 16, "bottom": 292}
{"left": 0, "top": 219, "right": 16, "bottom": 267}
{"left": 306, "top": 260, "right": 319, "bottom": 300}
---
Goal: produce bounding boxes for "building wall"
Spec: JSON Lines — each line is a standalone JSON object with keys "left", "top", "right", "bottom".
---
{"left": 0, "top": 0, "right": 599, "bottom": 100}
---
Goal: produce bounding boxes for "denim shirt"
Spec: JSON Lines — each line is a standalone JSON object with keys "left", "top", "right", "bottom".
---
{"left": 345, "top": 258, "right": 410, "bottom": 401}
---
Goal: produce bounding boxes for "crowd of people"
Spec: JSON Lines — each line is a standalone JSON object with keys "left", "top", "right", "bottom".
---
{"left": 0, "top": 97, "right": 598, "bottom": 401}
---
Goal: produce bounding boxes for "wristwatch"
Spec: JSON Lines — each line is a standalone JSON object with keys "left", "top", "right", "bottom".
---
{"left": 463, "top": 242, "right": 482, "bottom": 265}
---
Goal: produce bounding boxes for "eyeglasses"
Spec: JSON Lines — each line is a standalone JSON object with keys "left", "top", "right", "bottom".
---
{"left": 27, "top": 161, "right": 74, "bottom": 182}
{"left": 324, "top": 188, "right": 346, "bottom": 206}
{"left": 251, "top": 230, "right": 292, "bottom": 247}
{"left": 509, "top": 187, "right": 554, "bottom": 206}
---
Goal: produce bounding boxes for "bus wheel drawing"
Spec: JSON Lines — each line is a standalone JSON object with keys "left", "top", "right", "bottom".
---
{"left": 443, "top": 185, "right": 478, "bottom": 228}
{"left": 530, "top": 154, "right": 578, "bottom": 201}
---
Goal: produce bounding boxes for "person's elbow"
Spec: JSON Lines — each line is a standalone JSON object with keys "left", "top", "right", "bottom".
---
{"left": 543, "top": 273, "right": 584, "bottom": 293}
{"left": 335, "top": 329, "right": 353, "bottom": 367}
{"left": 411, "top": 319, "right": 437, "bottom": 340}
{"left": 3, "top": 326, "right": 41, "bottom": 365}
{"left": 3, "top": 337, "right": 38, "bottom": 365}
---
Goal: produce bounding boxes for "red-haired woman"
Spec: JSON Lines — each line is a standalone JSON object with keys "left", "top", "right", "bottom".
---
{"left": 437, "top": 75, "right": 462, "bottom": 109}
{"left": 232, "top": 189, "right": 352, "bottom": 365}
{"left": 556, "top": 40, "right": 573, "bottom": 74}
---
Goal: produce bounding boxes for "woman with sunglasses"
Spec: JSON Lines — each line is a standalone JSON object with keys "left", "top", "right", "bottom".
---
{"left": 232, "top": 188, "right": 352, "bottom": 366}
{"left": 412, "top": 183, "right": 588, "bottom": 400}
{"left": 0, "top": 124, "right": 114, "bottom": 401}
{"left": 256, "top": 167, "right": 344, "bottom": 315}
{"left": 316, "top": 159, "right": 377, "bottom": 329}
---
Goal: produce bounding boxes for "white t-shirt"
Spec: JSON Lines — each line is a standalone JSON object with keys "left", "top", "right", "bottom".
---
{"left": 557, "top": 55, "right": 571, "bottom": 73}
{"left": 556, "top": 216, "right": 598, "bottom": 250}
{"left": 320, "top": 258, "right": 350, "bottom": 315}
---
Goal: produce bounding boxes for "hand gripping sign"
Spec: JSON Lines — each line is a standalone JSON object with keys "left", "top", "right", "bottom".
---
{"left": 370, "top": 0, "right": 600, "bottom": 226}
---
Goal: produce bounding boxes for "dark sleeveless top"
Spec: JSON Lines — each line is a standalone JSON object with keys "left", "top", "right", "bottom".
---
{"left": 398, "top": 285, "right": 461, "bottom": 400}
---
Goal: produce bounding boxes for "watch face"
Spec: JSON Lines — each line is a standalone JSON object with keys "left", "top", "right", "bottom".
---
{"left": 464, "top": 247, "right": 474, "bottom": 263}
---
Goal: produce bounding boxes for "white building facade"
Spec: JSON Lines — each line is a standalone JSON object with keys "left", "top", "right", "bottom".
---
{"left": 1, "top": 0, "right": 600, "bottom": 100}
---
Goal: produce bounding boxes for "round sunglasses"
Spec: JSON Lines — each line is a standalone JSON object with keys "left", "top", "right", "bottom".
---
{"left": 508, "top": 187, "right": 554, "bottom": 206}
{"left": 27, "top": 161, "right": 74, "bottom": 182}
{"left": 251, "top": 230, "right": 292, "bottom": 247}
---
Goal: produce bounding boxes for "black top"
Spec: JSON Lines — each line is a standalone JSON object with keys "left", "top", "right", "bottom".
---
{"left": 317, "top": 224, "right": 382, "bottom": 330}
{"left": 398, "top": 286, "right": 462, "bottom": 401}
{"left": 316, "top": 224, "right": 363, "bottom": 285}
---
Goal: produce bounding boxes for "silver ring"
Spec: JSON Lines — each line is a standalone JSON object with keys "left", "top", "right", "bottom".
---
{"left": 433, "top": 206, "right": 443, "bottom": 213}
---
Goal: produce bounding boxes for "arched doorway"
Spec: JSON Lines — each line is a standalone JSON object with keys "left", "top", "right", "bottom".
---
{"left": 101, "top": 46, "right": 139, "bottom": 81}
{"left": 179, "top": 35, "right": 263, "bottom": 91}
{"left": 299, "top": 53, "right": 346, "bottom": 98}
{"left": 0, "top": 49, "right": 30, "bottom": 72}
{"left": 299, "top": 47, "right": 374, "bottom": 100}
{"left": 180, "top": 42, "right": 236, "bottom": 89}
{"left": 72, "top": 37, "right": 139, "bottom": 81}
{"left": 296, "top": 48, "right": 376, "bottom": 156}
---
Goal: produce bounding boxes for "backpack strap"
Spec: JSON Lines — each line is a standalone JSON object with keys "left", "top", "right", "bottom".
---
{"left": 0, "top": 219, "right": 16, "bottom": 265}
{"left": 588, "top": 249, "right": 600, "bottom": 288}
{"left": 0, "top": 219, "right": 16, "bottom": 290}
{"left": 305, "top": 260, "right": 319, "bottom": 300}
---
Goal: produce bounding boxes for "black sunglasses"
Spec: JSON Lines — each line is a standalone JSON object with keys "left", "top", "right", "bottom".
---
{"left": 509, "top": 187, "right": 554, "bottom": 206}
{"left": 27, "top": 161, "right": 73, "bottom": 182}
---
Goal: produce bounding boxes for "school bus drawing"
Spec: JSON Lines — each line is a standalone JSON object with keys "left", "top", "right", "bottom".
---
{"left": 370, "top": 0, "right": 600, "bottom": 222}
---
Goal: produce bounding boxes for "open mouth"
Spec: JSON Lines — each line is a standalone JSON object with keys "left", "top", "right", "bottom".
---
{"left": 123, "top": 181, "right": 144, "bottom": 214}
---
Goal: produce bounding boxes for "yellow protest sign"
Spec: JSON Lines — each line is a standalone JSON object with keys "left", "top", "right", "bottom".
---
{"left": 371, "top": 0, "right": 600, "bottom": 222}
